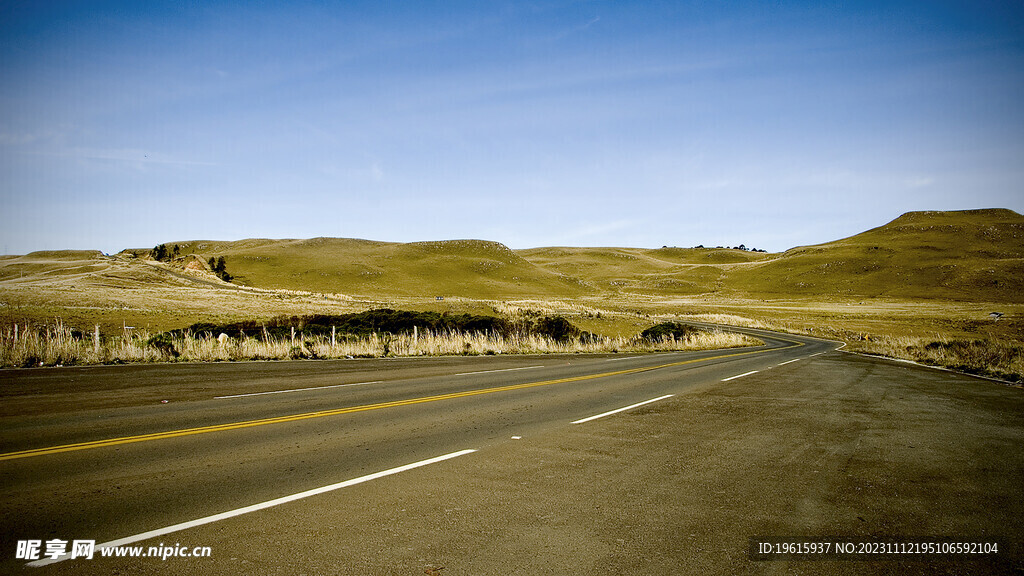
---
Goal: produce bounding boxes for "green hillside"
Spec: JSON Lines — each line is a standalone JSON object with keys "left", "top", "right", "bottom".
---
{"left": 728, "top": 209, "right": 1024, "bottom": 302}
{"left": 4, "top": 209, "right": 1020, "bottom": 306}
{"left": 517, "top": 246, "right": 768, "bottom": 295}
{"left": 513, "top": 209, "right": 1023, "bottom": 302}
{"left": 145, "top": 237, "right": 589, "bottom": 299}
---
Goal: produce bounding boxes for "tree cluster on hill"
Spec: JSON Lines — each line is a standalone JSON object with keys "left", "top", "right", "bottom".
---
{"left": 693, "top": 244, "right": 766, "bottom": 252}
{"left": 728, "top": 244, "right": 768, "bottom": 252}
{"left": 208, "top": 256, "right": 232, "bottom": 282}
{"left": 150, "top": 243, "right": 180, "bottom": 262}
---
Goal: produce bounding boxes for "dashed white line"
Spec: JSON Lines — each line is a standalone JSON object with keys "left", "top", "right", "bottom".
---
{"left": 26, "top": 449, "right": 477, "bottom": 567}
{"left": 777, "top": 358, "right": 800, "bottom": 366}
{"left": 215, "top": 381, "right": 382, "bottom": 399}
{"left": 572, "top": 394, "right": 675, "bottom": 424}
{"left": 454, "top": 365, "right": 543, "bottom": 376}
{"left": 722, "top": 370, "right": 758, "bottom": 382}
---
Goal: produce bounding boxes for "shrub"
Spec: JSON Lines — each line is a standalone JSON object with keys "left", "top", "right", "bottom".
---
{"left": 640, "top": 322, "right": 701, "bottom": 342}
{"left": 146, "top": 333, "right": 180, "bottom": 358}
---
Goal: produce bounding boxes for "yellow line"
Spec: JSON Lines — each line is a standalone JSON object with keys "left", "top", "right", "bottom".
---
{"left": 0, "top": 340, "right": 802, "bottom": 462}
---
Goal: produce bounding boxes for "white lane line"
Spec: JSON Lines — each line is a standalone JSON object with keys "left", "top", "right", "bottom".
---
{"left": 603, "top": 356, "right": 641, "bottom": 362}
{"left": 777, "top": 358, "right": 800, "bottom": 366}
{"left": 26, "top": 449, "right": 477, "bottom": 567}
{"left": 572, "top": 394, "right": 675, "bottom": 424}
{"left": 722, "top": 370, "right": 758, "bottom": 382}
{"left": 454, "top": 365, "right": 543, "bottom": 376}
{"left": 215, "top": 381, "right": 382, "bottom": 399}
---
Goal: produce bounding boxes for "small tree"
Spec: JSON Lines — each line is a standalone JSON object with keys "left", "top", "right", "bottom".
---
{"left": 208, "top": 256, "right": 232, "bottom": 282}
{"left": 151, "top": 244, "right": 168, "bottom": 261}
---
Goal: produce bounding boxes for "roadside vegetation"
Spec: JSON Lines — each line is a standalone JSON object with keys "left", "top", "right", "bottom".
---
{"left": 668, "top": 311, "right": 1024, "bottom": 383}
{"left": 850, "top": 335, "right": 1024, "bottom": 383}
{"left": 0, "top": 316, "right": 761, "bottom": 368}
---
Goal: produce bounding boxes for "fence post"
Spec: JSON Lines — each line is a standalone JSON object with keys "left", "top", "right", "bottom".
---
{"left": 291, "top": 326, "right": 295, "bottom": 346}
{"left": 331, "top": 325, "right": 336, "bottom": 348}
{"left": 94, "top": 325, "right": 100, "bottom": 355}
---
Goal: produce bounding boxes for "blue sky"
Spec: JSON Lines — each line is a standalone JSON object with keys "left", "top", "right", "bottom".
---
{"left": 2, "top": 0, "right": 1022, "bottom": 254}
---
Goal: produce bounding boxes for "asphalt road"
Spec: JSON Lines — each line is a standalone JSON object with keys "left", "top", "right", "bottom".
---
{"left": 1, "top": 328, "right": 1021, "bottom": 574}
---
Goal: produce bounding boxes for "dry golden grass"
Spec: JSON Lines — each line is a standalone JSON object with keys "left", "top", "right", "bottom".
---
{"left": 628, "top": 297, "right": 1024, "bottom": 382}
{"left": 850, "top": 335, "right": 1023, "bottom": 383}
{"left": 0, "top": 321, "right": 760, "bottom": 368}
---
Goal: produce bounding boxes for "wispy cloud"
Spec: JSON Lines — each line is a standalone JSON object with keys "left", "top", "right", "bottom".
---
{"left": 905, "top": 176, "right": 934, "bottom": 188}
{"left": 557, "top": 219, "right": 636, "bottom": 245}
{"left": 31, "top": 147, "right": 217, "bottom": 167}
{"left": 550, "top": 16, "right": 601, "bottom": 41}
{"left": 370, "top": 162, "right": 384, "bottom": 182}
{"left": 0, "top": 132, "right": 46, "bottom": 146}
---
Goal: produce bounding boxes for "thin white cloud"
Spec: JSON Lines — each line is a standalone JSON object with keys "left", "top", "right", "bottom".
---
{"left": 905, "top": 176, "right": 934, "bottom": 188}
{"left": 556, "top": 219, "right": 636, "bottom": 245}
{"left": 370, "top": 162, "right": 384, "bottom": 182}
{"left": 0, "top": 132, "right": 45, "bottom": 146}
{"left": 552, "top": 16, "right": 601, "bottom": 40}
{"left": 31, "top": 147, "right": 217, "bottom": 167}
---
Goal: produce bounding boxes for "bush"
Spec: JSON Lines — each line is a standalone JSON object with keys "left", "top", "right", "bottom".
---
{"left": 168, "top": 309, "right": 513, "bottom": 341}
{"left": 158, "top": 309, "right": 598, "bottom": 345}
{"left": 534, "top": 316, "right": 582, "bottom": 342}
{"left": 146, "top": 333, "right": 180, "bottom": 358}
{"left": 640, "top": 322, "right": 702, "bottom": 342}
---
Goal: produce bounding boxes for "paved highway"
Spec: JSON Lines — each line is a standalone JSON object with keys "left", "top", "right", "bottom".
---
{"left": 1, "top": 327, "right": 1021, "bottom": 574}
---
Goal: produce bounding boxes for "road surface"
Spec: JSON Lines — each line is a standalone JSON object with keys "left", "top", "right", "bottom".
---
{"left": 1, "top": 327, "right": 1021, "bottom": 574}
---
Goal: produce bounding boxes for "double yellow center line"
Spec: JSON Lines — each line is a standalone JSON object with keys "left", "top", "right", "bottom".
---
{"left": 1, "top": 340, "right": 801, "bottom": 462}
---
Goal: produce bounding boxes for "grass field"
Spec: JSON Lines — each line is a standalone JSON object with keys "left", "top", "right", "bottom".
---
{"left": 1, "top": 209, "right": 1021, "bottom": 378}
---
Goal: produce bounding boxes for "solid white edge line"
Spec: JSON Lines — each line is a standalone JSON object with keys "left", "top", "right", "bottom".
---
{"left": 571, "top": 394, "right": 674, "bottom": 424}
{"left": 215, "top": 380, "right": 383, "bottom": 399}
{"left": 722, "top": 370, "right": 758, "bottom": 382}
{"left": 841, "top": 350, "right": 1020, "bottom": 386}
{"left": 454, "top": 365, "right": 544, "bottom": 377}
{"left": 26, "top": 449, "right": 477, "bottom": 567}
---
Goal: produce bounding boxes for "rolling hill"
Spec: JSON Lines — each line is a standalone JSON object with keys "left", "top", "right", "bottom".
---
{"left": 517, "top": 246, "right": 770, "bottom": 295}
{"left": 726, "top": 209, "right": 1024, "bottom": 302}
{"left": 3, "top": 209, "right": 1021, "bottom": 307}
{"left": 518, "top": 209, "right": 1023, "bottom": 302}
{"left": 126, "top": 237, "right": 590, "bottom": 299}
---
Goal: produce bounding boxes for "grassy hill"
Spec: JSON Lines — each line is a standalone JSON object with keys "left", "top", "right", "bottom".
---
{"left": 517, "top": 246, "right": 769, "bottom": 295}
{"left": 517, "top": 209, "right": 1023, "bottom": 303}
{"left": 3, "top": 209, "right": 1021, "bottom": 321}
{"left": 727, "top": 209, "right": 1024, "bottom": 302}
{"left": 136, "top": 238, "right": 590, "bottom": 299}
